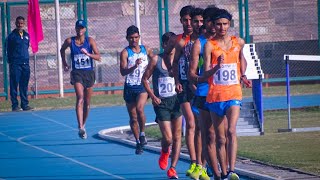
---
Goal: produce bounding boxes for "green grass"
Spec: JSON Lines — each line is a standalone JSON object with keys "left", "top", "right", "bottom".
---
{"left": 242, "top": 83, "right": 320, "bottom": 97}
{"left": 0, "top": 84, "right": 319, "bottom": 175}
{"left": 145, "top": 107, "right": 320, "bottom": 175}
{"left": 0, "top": 94, "right": 126, "bottom": 112}
{"left": 1, "top": 84, "right": 319, "bottom": 112}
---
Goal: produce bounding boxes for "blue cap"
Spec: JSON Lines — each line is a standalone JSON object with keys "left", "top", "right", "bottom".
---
{"left": 75, "top": 20, "right": 87, "bottom": 28}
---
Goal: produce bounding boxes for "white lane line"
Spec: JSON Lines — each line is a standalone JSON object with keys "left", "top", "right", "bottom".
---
{"left": 0, "top": 132, "right": 125, "bottom": 179}
{"left": 31, "top": 113, "right": 76, "bottom": 130}
{"left": 0, "top": 112, "right": 127, "bottom": 180}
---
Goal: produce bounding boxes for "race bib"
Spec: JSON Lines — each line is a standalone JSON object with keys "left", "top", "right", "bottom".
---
{"left": 73, "top": 54, "right": 91, "bottom": 69}
{"left": 179, "top": 56, "right": 187, "bottom": 80}
{"left": 213, "top": 63, "right": 239, "bottom": 85}
{"left": 158, "top": 77, "right": 176, "bottom": 98}
{"left": 126, "top": 57, "right": 148, "bottom": 85}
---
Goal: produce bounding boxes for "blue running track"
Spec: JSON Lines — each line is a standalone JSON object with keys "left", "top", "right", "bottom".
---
{"left": 0, "top": 95, "right": 319, "bottom": 179}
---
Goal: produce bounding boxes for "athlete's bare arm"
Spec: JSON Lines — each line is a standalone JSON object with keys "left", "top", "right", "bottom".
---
{"left": 203, "top": 41, "right": 222, "bottom": 77}
{"left": 238, "top": 37, "right": 252, "bottom": 88}
{"left": 86, "top": 37, "right": 101, "bottom": 61}
{"left": 145, "top": 45, "right": 155, "bottom": 60}
{"left": 119, "top": 49, "right": 141, "bottom": 76}
{"left": 188, "top": 39, "right": 200, "bottom": 83}
{"left": 142, "top": 55, "right": 161, "bottom": 106}
{"left": 172, "top": 39, "right": 185, "bottom": 92}
{"left": 60, "top": 37, "right": 72, "bottom": 71}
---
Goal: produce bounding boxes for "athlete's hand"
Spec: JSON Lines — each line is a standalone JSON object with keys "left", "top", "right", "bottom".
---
{"left": 175, "top": 83, "right": 183, "bottom": 93}
{"left": 217, "top": 54, "right": 224, "bottom": 67}
{"left": 189, "top": 83, "right": 197, "bottom": 94}
{"left": 63, "top": 64, "right": 70, "bottom": 72}
{"left": 135, "top": 58, "right": 142, "bottom": 67}
{"left": 241, "top": 75, "right": 252, "bottom": 88}
{"left": 151, "top": 96, "right": 161, "bottom": 106}
{"left": 81, "top": 48, "right": 89, "bottom": 56}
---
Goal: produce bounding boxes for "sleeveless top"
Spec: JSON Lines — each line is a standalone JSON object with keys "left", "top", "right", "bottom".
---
{"left": 71, "top": 37, "right": 94, "bottom": 71}
{"left": 178, "top": 34, "right": 192, "bottom": 81}
{"left": 206, "top": 36, "right": 242, "bottom": 103}
{"left": 195, "top": 35, "right": 209, "bottom": 96}
{"left": 152, "top": 55, "right": 176, "bottom": 99}
{"left": 124, "top": 45, "right": 149, "bottom": 87}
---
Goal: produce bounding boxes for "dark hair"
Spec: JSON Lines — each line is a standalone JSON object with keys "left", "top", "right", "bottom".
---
{"left": 191, "top": 7, "right": 204, "bottom": 19}
{"left": 161, "top": 32, "right": 176, "bottom": 44}
{"left": 180, "top": 5, "right": 194, "bottom": 18}
{"left": 203, "top": 5, "right": 219, "bottom": 20}
{"left": 211, "top": 8, "right": 232, "bottom": 22}
{"left": 126, "top": 25, "right": 139, "bottom": 37}
{"left": 16, "top": 16, "right": 25, "bottom": 22}
{"left": 199, "top": 25, "right": 206, "bottom": 33}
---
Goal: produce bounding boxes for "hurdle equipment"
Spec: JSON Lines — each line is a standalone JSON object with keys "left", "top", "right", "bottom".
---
{"left": 278, "top": 54, "right": 320, "bottom": 133}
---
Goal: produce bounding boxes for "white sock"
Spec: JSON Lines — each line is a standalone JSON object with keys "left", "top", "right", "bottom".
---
{"left": 140, "top": 132, "right": 145, "bottom": 136}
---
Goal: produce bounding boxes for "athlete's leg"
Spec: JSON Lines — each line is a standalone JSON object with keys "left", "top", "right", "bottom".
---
{"left": 181, "top": 102, "right": 196, "bottom": 162}
{"left": 224, "top": 116, "right": 229, "bottom": 168}
{"left": 158, "top": 120, "right": 173, "bottom": 154}
{"left": 200, "top": 109, "right": 220, "bottom": 178}
{"left": 125, "top": 102, "right": 139, "bottom": 142}
{"left": 170, "top": 115, "right": 182, "bottom": 168}
{"left": 225, "top": 106, "right": 240, "bottom": 172}
{"left": 194, "top": 113, "right": 203, "bottom": 166}
{"left": 211, "top": 112, "right": 228, "bottom": 177}
{"left": 83, "top": 87, "right": 93, "bottom": 127}
{"left": 136, "top": 92, "right": 148, "bottom": 134}
{"left": 74, "top": 83, "right": 85, "bottom": 129}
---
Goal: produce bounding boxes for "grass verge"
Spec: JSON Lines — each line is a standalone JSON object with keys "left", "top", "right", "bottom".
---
{"left": 145, "top": 107, "right": 320, "bottom": 175}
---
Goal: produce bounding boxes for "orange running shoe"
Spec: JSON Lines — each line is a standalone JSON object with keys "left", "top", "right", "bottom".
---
{"left": 167, "top": 167, "right": 178, "bottom": 179}
{"left": 158, "top": 149, "right": 170, "bottom": 170}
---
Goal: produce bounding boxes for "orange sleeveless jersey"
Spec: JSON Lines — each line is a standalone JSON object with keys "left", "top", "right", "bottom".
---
{"left": 206, "top": 36, "right": 242, "bottom": 103}
{"left": 177, "top": 33, "right": 190, "bottom": 46}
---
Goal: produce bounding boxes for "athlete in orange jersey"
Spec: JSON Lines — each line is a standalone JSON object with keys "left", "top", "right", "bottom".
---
{"left": 203, "top": 8, "right": 251, "bottom": 180}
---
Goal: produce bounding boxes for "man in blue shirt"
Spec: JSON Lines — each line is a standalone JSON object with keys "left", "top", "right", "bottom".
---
{"left": 6, "top": 16, "right": 33, "bottom": 111}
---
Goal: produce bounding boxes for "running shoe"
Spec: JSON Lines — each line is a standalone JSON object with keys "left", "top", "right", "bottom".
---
{"left": 12, "top": 107, "right": 22, "bottom": 112}
{"left": 139, "top": 135, "right": 147, "bottom": 146}
{"left": 158, "top": 149, "right": 170, "bottom": 170}
{"left": 186, "top": 162, "right": 196, "bottom": 176}
{"left": 135, "top": 143, "right": 143, "bottom": 155}
{"left": 227, "top": 171, "right": 239, "bottom": 180}
{"left": 190, "top": 164, "right": 202, "bottom": 180}
{"left": 199, "top": 167, "right": 210, "bottom": 180}
{"left": 78, "top": 128, "right": 87, "bottom": 139}
{"left": 167, "top": 167, "right": 178, "bottom": 179}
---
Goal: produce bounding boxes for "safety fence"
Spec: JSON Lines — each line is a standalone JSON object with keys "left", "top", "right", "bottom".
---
{"left": 0, "top": 0, "right": 319, "bottom": 100}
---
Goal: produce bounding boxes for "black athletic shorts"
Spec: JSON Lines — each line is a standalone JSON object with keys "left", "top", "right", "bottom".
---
{"left": 70, "top": 70, "right": 95, "bottom": 88}
{"left": 192, "top": 96, "right": 209, "bottom": 111}
{"left": 153, "top": 95, "right": 181, "bottom": 121}
{"left": 177, "top": 81, "right": 194, "bottom": 104}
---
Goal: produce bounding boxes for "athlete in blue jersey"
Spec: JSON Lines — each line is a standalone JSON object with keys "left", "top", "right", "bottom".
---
{"left": 189, "top": 6, "right": 224, "bottom": 179}
{"left": 61, "top": 20, "right": 101, "bottom": 139}
{"left": 120, "top": 25, "right": 154, "bottom": 155}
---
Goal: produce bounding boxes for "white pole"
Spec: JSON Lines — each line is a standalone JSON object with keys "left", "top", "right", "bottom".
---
{"left": 134, "top": 0, "right": 141, "bottom": 44}
{"left": 55, "top": 0, "right": 64, "bottom": 97}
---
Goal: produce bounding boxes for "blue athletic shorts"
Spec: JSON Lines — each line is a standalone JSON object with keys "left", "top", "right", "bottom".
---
{"left": 205, "top": 100, "right": 242, "bottom": 117}
{"left": 123, "top": 84, "right": 146, "bottom": 103}
{"left": 191, "top": 105, "right": 200, "bottom": 116}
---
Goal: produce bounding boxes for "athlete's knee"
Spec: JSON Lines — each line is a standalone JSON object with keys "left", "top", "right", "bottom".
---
{"left": 76, "top": 96, "right": 84, "bottom": 105}
{"left": 216, "top": 135, "right": 227, "bottom": 147}
{"left": 163, "top": 135, "right": 173, "bottom": 145}
{"left": 227, "top": 126, "right": 237, "bottom": 138}
{"left": 206, "top": 132, "right": 216, "bottom": 145}
{"left": 136, "top": 106, "right": 145, "bottom": 116}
